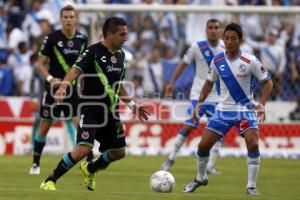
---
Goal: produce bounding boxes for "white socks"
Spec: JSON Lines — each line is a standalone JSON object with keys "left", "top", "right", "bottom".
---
{"left": 207, "top": 140, "right": 222, "bottom": 169}
{"left": 247, "top": 156, "right": 260, "bottom": 188}
{"left": 196, "top": 155, "right": 209, "bottom": 182}
{"left": 168, "top": 134, "right": 186, "bottom": 160}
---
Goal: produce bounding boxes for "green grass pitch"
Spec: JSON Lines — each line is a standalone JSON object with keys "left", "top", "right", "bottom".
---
{"left": 0, "top": 155, "right": 299, "bottom": 200}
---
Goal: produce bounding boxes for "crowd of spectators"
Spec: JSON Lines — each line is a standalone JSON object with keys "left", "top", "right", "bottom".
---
{"left": 0, "top": 0, "right": 300, "bottom": 112}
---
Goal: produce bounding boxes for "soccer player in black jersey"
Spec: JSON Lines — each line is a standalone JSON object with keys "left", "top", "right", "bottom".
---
{"left": 29, "top": 5, "right": 91, "bottom": 175}
{"left": 40, "top": 17, "right": 150, "bottom": 191}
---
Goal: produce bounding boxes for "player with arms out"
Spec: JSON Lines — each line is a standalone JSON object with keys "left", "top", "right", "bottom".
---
{"left": 29, "top": 5, "right": 92, "bottom": 175}
{"left": 40, "top": 16, "right": 150, "bottom": 191}
{"left": 162, "top": 19, "right": 224, "bottom": 174}
{"left": 182, "top": 23, "right": 273, "bottom": 195}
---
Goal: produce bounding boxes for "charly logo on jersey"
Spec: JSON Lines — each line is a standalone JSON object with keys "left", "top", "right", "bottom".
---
{"left": 57, "top": 41, "right": 63, "bottom": 47}
{"left": 67, "top": 40, "right": 74, "bottom": 47}
{"left": 101, "top": 56, "right": 106, "bottom": 63}
{"left": 219, "top": 65, "right": 225, "bottom": 71}
{"left": 111, "top": 56, "right": 117, "bottom": 64}
{"left": 205, "top": 50, "right": 210, "bottom": 57}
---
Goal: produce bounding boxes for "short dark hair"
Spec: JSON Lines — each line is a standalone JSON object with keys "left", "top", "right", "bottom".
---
{"left": 102, "top": 17, "right": 127, "bottom": 38}
{"left": 224, "top": 23, "right": 243, "bottom": 39}
{"left": 206, "top": 18, "right": 221, "bottom": 27}
{"left": 60, "top": 5, "right": 76, "bottom": 17}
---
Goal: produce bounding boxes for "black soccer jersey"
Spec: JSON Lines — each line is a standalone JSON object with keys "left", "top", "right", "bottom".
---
{"left": 73, "top": 42, "right": 126, "bottom": 110}
{"left": 39, "top": 30, "right": 87, "bottom": 81}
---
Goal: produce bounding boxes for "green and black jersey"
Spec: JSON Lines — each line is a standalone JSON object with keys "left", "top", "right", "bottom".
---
{"left": 39, "top": 30, "right": 87, "bottom": 89}
{"left": 73, "top": 42, "right": 126, "bottom": 111}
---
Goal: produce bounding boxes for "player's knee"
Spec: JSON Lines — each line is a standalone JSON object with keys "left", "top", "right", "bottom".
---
{"left": 197, "top": 148, "right": 210, "bottom": 157}
{"left": 72, "top": 145, "right": 92, "bottom": 161}
{"left": 109, "top": 150, "right": 126, "bottom": 161}
{"left": 247, "top": 141, "right": 259, "bottom": 152}
{"left": 198, "top": 142, "right": 211, "bottom": 153}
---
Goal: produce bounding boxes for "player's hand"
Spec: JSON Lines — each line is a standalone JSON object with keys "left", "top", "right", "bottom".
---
{"left": 165, "top": 83, "right": 174, "bottom": 94}
{"left": 54, "top": 87, "right": 67, "bottom": 104}
{"left": 49, "top": 78, "right": 62, "bottom": 88}
{"left": 191, "top": 102, "right": 201, "bottom": 124}
{"left": 255, "top": 103, "right": 265, "bottom": 123}
{"left": 132, "top": 104, "right": 151, "bottom": 121}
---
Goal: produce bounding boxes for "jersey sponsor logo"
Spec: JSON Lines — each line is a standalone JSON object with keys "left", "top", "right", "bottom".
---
{"left": 111, "top": 56, "right": 117, "bottom": 64}
{"left": 75, "top": 34, "right": 85, "bottom": 39}
{"left": 63, "top": 48, "right": 79, "bottom": 55}
{"left": 82, "top": 131, "right": 89, "bottom": 139}
{"left": 57, "top": 41, "right": 63, "bottom": 47}
{"left": 101, "top": 56, "right": 106, "bottom": 63}
{"left": 67, "top": 40, "right": 74, "bottom": 47}
{"left": 106, "top": 65, "right": 122, "bottom": 73}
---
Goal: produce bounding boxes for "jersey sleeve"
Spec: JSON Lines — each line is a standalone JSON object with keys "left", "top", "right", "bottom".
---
{"left": 251, "top": 56, "right": 270, "bottom": 82}
{"left": 207, "top": 61, "right": 218, "bottom": 82}
{"left": 182, "top": 43, "right": 196, "bottom": 64}
{"left": 39, "top": 35, "right": 52, "bottom": 57}
{"left": 73, "top": 48, "right": 94, "bottom": 73}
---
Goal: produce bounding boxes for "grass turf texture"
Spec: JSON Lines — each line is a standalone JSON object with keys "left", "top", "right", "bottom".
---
{"left": 0, "top": 155, "right": 299, "bottom": 200}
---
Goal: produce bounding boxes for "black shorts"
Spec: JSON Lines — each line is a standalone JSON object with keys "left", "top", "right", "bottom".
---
{"left": 39, "top": 87, "right": 79, "bottom": 120}
{"left": 76, "top": 107, "right": 125, "bottom": 152}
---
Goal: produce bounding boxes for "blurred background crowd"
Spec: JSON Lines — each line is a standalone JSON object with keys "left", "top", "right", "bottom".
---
{"left": 0, "top": 0, "right": 300, "bottom": 119}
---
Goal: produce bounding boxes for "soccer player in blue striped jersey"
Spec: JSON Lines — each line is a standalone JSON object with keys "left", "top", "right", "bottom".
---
{"left": 162, "top": 19, "right": 224, "bottom": 174}
{"left": 182, "top": 23, "right": 273, "bottom": 195}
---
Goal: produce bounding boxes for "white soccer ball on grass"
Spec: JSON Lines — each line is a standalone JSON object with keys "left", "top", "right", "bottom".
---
{"left": 150, "top": 170, "right": 175, "bottom": 193}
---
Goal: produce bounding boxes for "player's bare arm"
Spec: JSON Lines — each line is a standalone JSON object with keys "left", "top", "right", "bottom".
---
{"left": 166, "top": 61, "right": 187, "bottom": 93}
{"left": 192, "top": 80, "right": 214, "bottom": 122}
{"left": 256, "top": 78, "right": 273, "bottom": 123}
{"left": 119, "top": 83, "right": 150, "bottom": 121}
{"left": 55, "top": 67, "right": 82, "bottom": 103}
{"left": 38, "top": 56, "right": 61, "bottom": 87}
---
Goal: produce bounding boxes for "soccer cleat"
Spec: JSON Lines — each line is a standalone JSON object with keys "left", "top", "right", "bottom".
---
{"left": 29, "top": 163, "right": 40, "bottom": 175}
{"left": 182, "top": 178, "right": 208, "bottom": 193}
{"left": 247, "top": 187, "right": 260, "bottom": 195}
{"left": 79, "top": 162, "right": 96, "bottom": 191}
{"left": 161, "top": 159, "right": 175, "bottom": 171}
{"left": 40, "top": 181, "right": 57, "bottom": 191}
{"left": 207, "top": 167, "right": 221, "bottom": 175}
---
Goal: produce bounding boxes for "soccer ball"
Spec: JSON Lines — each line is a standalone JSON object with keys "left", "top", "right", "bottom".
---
{"left": 150, "top": 170, "right": 175, "bottom": 193}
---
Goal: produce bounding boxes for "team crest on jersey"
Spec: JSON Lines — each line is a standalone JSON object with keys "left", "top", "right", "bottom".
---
{"left": 67, "top": 40, "right": 74, "bottom": 47}
{"left": 111, "top": 56, "right": 117, "bottom": 64}
{"left": 43, "top": 109, "right": 49, "bottom": 117}
{"left": 239, "top": 64, "right": 247, "bottom": 72}
{"left": 82, "top": 131, "right": 89, "bottom": 139}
